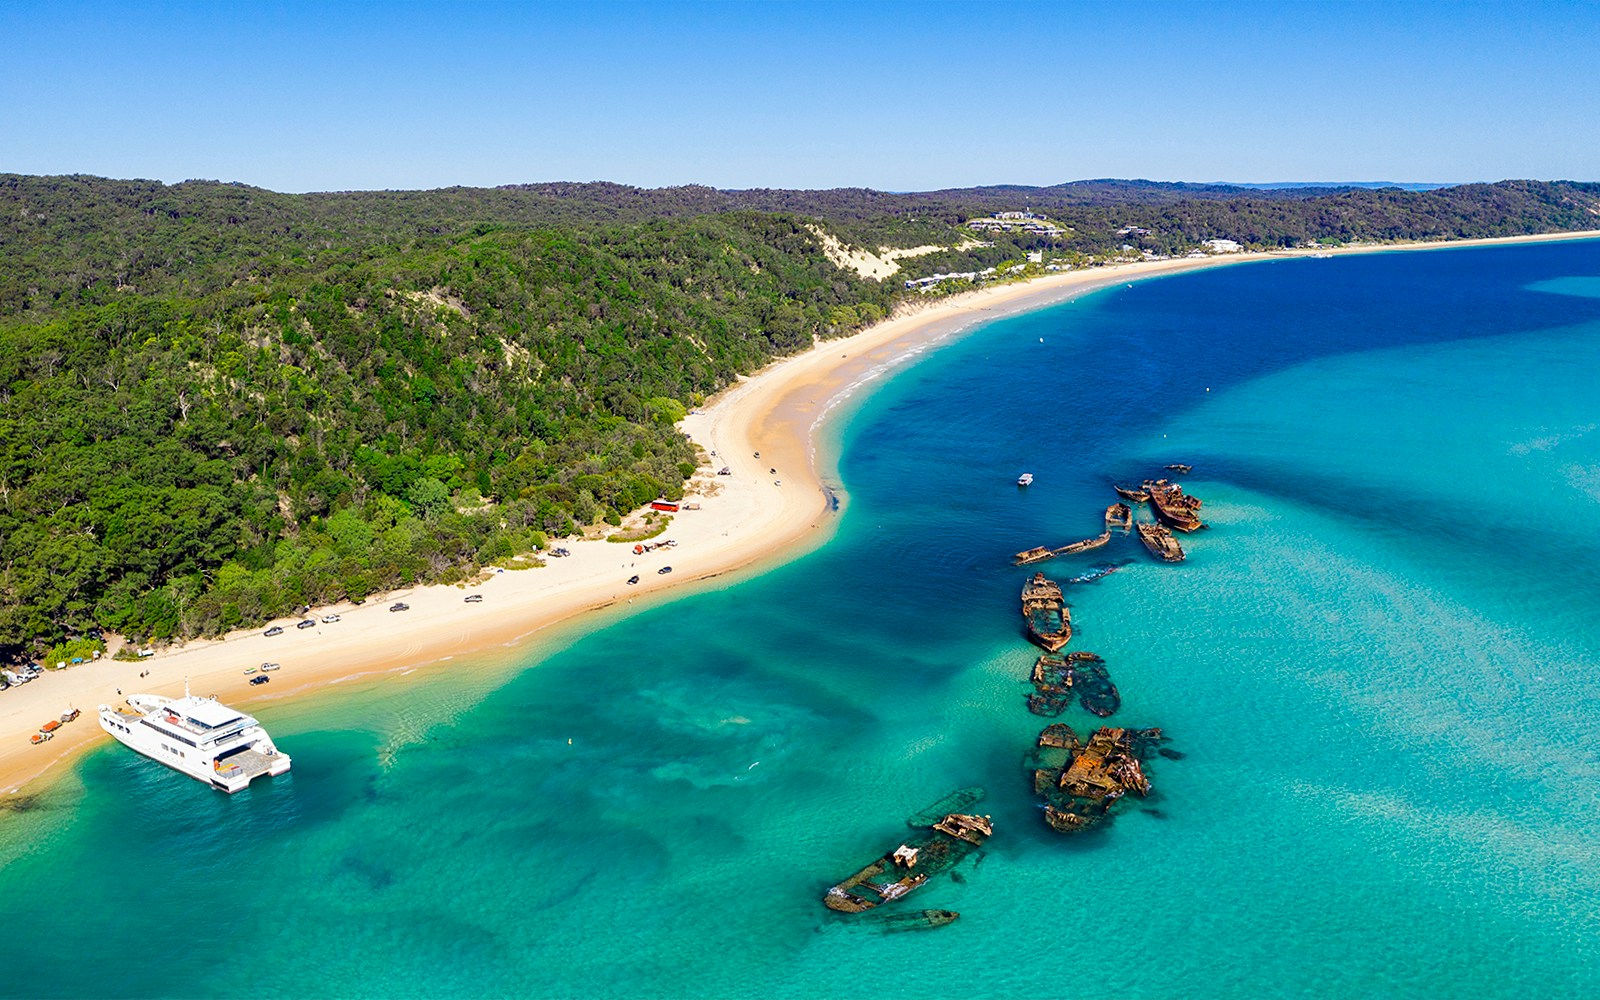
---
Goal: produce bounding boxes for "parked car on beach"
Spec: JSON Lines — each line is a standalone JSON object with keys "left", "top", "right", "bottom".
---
{"left": 464, "top": 594, "right": 483, "bottom": 603}
{"left": 390, "top": 602, "right": 409, "bottom": 612}
{"left": 250, "top": 675, "right": 270, "bottom": 686}
{"left": 627, "top": 575, "right": 640, "bottom": 585}
{"left": 264, "top": 626, "right": 284, "bottom": 637}
{"left": 321, "top": 613, "right": 341, "bottom": 624}
{"left": 658, "top": 566, "right": 672, "bottom": 575}
{"left": 296, "top": 619, "right": 316, "bottom": 630}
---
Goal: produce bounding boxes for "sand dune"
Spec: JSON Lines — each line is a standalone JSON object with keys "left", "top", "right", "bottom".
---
{"left": 3, "top": 230, "right": 1597, "bottom": 799}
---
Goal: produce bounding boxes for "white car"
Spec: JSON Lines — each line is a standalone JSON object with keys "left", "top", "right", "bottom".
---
{"left": 321, "top": 614, "right": 341, "bottom": 624}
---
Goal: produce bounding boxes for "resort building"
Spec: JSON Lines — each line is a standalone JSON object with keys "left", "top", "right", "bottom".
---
{"left": 903, "top": 266, "right": 999, "bottom": 291}
{"left": 965, "top": 213, "right": 1066, "bottom": 238}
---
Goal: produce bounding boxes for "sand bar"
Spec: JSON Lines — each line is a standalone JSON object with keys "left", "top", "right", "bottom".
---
{"left": 4, "top": 229, "right": 1598, "bottom": 800}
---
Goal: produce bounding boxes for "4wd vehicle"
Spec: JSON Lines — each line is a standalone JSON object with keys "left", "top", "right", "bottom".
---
{"left": 264, "top": 626, "right": 284, "bottom": 637}
{"left": 296, "top": 619, "right": 316, "bottom": 629}
{"left": 390, "top": 602, "right": 410, "bottom": 612}
{"left": 658, "top": 566, "right": 673, "bottom": 575}
{"left": 249, "top": 675, "right": 270, "bottom": 686}
{"left": 627, "top": 575, "right": 640, "bottom": 585}
{"left": 464, "top": 594, "right": 484, "bottom": 603}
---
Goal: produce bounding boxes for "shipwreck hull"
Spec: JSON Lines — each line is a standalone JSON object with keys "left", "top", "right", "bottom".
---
{"left": 1029, "top": 726, "right": 1168, "bottom": 835}
{"left": 1137, "top": 522, "right": 1185, "bottom": 562}
{"left": 1021, "top": 572, "right": 1072, "bottom": 652}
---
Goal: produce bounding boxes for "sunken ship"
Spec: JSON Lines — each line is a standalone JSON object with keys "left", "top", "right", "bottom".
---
{"left": 1020, "top": 572, "right": 1073, "bottom": 652}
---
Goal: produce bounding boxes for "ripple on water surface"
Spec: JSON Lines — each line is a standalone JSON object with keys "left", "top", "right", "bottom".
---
{"left": 3, "top": 241, "right": 1600, "bottom": 998}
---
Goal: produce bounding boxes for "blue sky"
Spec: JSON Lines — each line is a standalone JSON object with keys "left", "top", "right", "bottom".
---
{"left": 3, "top": 1, "right": 1596, "bottom": 192}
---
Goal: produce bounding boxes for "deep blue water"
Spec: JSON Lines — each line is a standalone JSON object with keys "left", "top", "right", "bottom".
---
{"left": 3, "top": 240, "right": 1600, "bottom": 998}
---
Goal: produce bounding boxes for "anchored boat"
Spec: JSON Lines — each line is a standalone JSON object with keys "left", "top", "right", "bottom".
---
{"left": 98, "top": 686, "right": 290, "bottom": 793}
{"left": 1021, "top": 573, "right": 1072, "bottom": 652}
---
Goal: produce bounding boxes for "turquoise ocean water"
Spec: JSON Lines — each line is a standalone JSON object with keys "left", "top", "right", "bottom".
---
{"left": 3, "top": 240, "right": 1599, "bottom": 998}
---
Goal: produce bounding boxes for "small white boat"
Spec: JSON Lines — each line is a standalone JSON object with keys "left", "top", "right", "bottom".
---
{"left": 1017, "top": 473, "right": 1034, "bottom": 487}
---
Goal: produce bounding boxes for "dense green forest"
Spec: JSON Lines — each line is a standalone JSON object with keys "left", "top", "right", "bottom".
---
{"left": 2, "top": 173, "right": 1597, "bottom": 659}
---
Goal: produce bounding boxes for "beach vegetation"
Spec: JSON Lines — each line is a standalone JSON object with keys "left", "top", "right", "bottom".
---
{"left": 0, "top": 173, "right": 1596, "bottom": 657}
{"left": 607, "top": 516, "right": 672, "bottom": 543}
{"left": 41, "top": 636, "right": 105, "bottom": 668}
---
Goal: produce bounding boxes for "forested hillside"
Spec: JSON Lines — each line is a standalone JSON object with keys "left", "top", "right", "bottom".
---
{"left": 1, "top": 174, "right": 1596, "bottom": 658}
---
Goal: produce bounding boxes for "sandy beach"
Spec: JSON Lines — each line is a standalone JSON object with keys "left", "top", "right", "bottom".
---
{"left": 3, "top": 229, "right": 1597, "bottom": 800}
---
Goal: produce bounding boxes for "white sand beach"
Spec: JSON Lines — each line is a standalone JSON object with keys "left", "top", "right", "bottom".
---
{"left": 3, "top": 229, "right": 1597, "bottom": 798}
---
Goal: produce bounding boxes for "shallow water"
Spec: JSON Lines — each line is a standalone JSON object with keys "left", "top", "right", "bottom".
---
{"left": 3, "top": 240, "right": 1599, "bottom": 998}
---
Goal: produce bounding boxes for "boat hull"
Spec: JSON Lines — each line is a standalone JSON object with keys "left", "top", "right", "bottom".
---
{"left": 824, "top": 812, "right": 991, "bottom": 912}
{"left": 1136, "top": 522, "right": 1185, "bottom": 562}
{"left": 98, "top": 706, "right": 291, "bottom": 793}
{"left": 1031, "top": 726, "right": 1166, "bottom": 834}
{"left": 1021, "top": 573, "right": 1072, "bottom": 652}
{"left": 861, "top": 909, "right": 960, "bottom": 932}
{"left": 1145, "top": 480, "right": 1204, "bottom": 531}
{"left": 1025, "top": 622, "right": 1072, "bottom": 654}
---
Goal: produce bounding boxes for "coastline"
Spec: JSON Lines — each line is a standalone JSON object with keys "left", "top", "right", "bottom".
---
{"left": 4, "top": 228, "right": 1598, "bottom": 800}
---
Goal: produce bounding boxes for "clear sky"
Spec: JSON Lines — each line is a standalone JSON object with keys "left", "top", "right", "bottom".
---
{"left": 3, "top": 0, "right": 1596, "bottom": 193}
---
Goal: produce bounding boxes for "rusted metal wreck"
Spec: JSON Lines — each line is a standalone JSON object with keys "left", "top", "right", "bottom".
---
{"left": 1021, "top": 572, "right": 1072, "bottom": 652}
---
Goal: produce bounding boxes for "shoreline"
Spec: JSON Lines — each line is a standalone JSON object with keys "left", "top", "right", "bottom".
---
{"left": 4, "top": 228, "right": 1598, "bottom": 800}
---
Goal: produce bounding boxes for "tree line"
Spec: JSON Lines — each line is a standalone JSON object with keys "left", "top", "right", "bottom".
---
{"left": 1, "top": 174, "right": 1595, "bottom": 659}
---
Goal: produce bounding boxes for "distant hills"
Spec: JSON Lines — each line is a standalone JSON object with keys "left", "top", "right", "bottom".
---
{"left": 1, "top": 173, "right": 1597, "bottom": 658}
{"left": 1220, "top": 181, "right": 1451, "bottom": 191}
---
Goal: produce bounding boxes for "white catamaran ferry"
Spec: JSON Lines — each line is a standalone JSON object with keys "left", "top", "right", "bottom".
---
{"left": 98, "top": 686, "right": 291, "bottom": 793}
